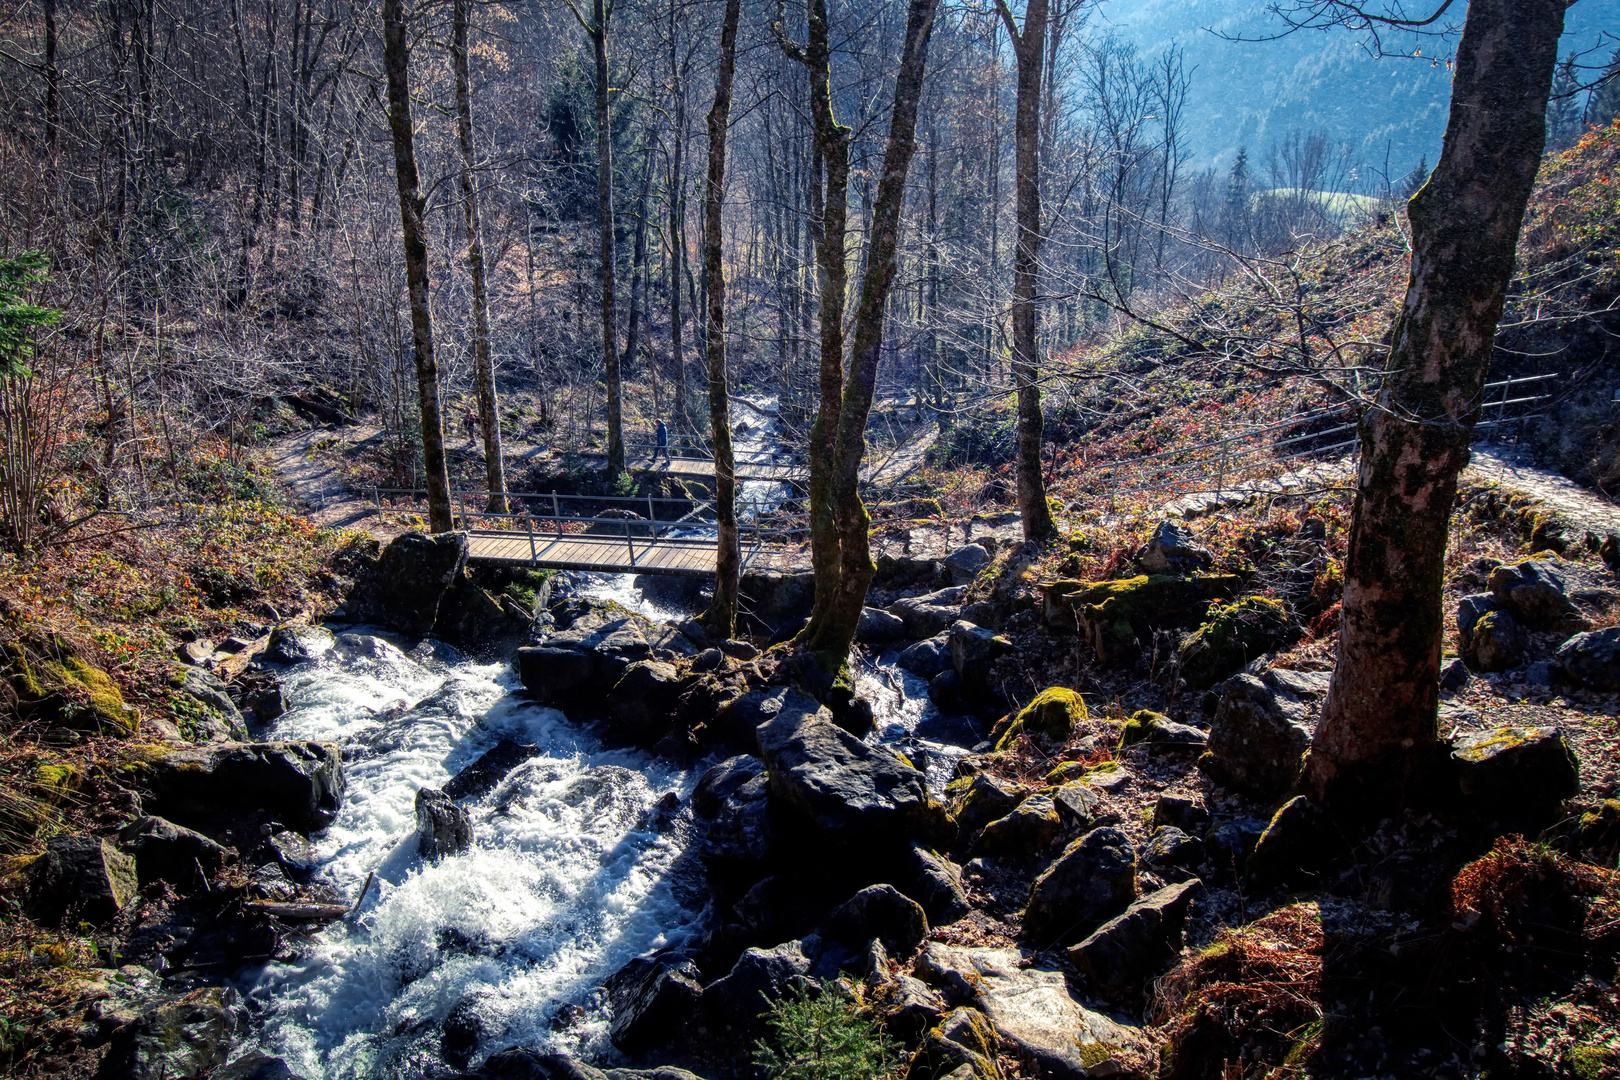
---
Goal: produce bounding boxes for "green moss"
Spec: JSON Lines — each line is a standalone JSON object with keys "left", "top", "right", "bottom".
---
{"left": 995, "top": 687, "right": 1087, "bottom": 751}
{"left": 1045, "top": 574, "right": 1240, "bottom": 664}
{"left": 1118, "top": 710, "right": 1169, "bottom": 748}
{"left": 1569, "top": 1045, "right": 1615, "bottom": 1080}
{"left": 1045, "top": 761, "right": 1089, "bottom": 784}
{"left": 32, "top": 763, "right": 80, "bottom": 805}
{"left": 1076, "top": 1041, "right": 1120, "bottom": 1067}
{"left": 1177, "top": 595, "right": 1299, "bottom": 690}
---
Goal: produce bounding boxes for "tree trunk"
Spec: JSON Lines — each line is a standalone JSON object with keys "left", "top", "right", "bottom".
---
{"left": 383, "top": 0, "right": 452, "bottom": 534}
{"left": 452, "top": 0, "right": 507, "bottom": 514}
{"left": 1299, "top": 0, "right": 1566, "bottom": 811}
{"left": 623, "top": 147, "right": 654, "bottom": 374}
{"left": 998, "top": 0, "right": 1058, "bottom": 542}
{"left": 592, "top": 0, "right": 624, "bottom": 474}
{"left": 43, "top": 0, "right": 58, "bottom": 149}
{"left": 810, "top": 0, "right": 942, "bottom": 658}
{"left": 702, "top": 0, "right": 744, "bottom": 639}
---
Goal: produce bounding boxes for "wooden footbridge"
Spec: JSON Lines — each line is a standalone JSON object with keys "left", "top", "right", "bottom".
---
{"left": 577, "top": 436, "right": 809, "bottom": 485}
{"left": 367, "top": 487, "right": 805, "bottom": 577}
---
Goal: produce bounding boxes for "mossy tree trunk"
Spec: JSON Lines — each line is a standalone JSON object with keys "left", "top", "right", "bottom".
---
{"left": 383, "top": 0, "right": 452, "bottom": 534}
{"left": 701, "top": 0, "right": 743, "bottom": 640}
{"left": 1300, "top": 0, "right": 1566, "bottom": 810}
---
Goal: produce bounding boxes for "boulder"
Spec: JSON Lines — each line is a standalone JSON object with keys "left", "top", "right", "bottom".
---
{"left": 1043, "top": 574, "right": 1240, "bottom": 664}
{"left": 350, "top": 530, "right": 469, "bottom": 637}
{"left": 264, "top": 624, "right": 334, "bottom": 665}
{"left": 434, "top": 575, "right": 532, "bottom": 651}
{"left": 1466, "top": 609, "right": 1524, "bottom": 672}
{"left": 928, "top": 670, "right": 971, "bottom": 714}
{"left": 699, "top": 769, "right": 774, "bottom": 866}
{"left": 898, "top": 633, "right": 954, "bottom": 678}
{"left": 858, "top": 606, "right": 908, "bottom": 645}
{"left": 1022, "top": 827, "right": 1137, "bottom": 947}
{"left": 1133, "top": 521, "right": 1213, "bottom": 576}
{"left": 1248, "top": 796, "right": 1335, "bottom": 886}
{"left": 1051, "top": 783, "right": 1109, "bottom": 832}
{"left": 1261, "top": 668, "right": 1332, "bottom": 699}
{"left": 604, "top": 953, "right": 703, "bottom": 1052}
{"left": 889, "top": 587, "right": 970, "bottom": 639}
{"left": 896, "top": 843, "right": 971, "bottom": 925}
{"left": 604, "top": 661, "right": 683, "bottom": 745}
{"left": 1068, "top": 879, "right": 1204, "bottom": 990}
{"left": 28, "top": 835, "right": 137, "bottom": 924}
{"left": 949, "top": 621, "right": 1014, "bottom": 705}
{"left": 949, "top": 773, "right": 1028, "bottom": 840}
{"left": 1557, "top": 626, "right": 1620, "bottom": 691}
{"left": 754, "top": 690, "right": 951, "bottom": 851}
{"left": 1200, "top": 674, "right": 1312, "bottom": 799}
{"left": 1177, "top": 597, "right": 1300, "bottom": 691}
{"left": 415, "top": 788, "right": 472, "bottom": 862}
{"left": 907, "top": 1007, "right": 1002, "bottom": 1080}
{"left": 147, "top": 741, "right": 344, "bottom": 833}
{"left": 209, "top": 1051, "right": 303, "bottom": 1080}
{"left": 691, "top": 755, "right": 766, "bottom": 816}
{"left": 1205, "top": 818, "right": 1269, "bottom": 867}
{"left": 479, "top": 1053, "right": 706, "bottom": 1080}
{"left": 1452, "top": 726, "right": 1579, "bottom": 807}
{"left": 1490, "top": 557, "right": 1581, "bottom": 629}
{"left": 97, "top": 986, "right": 242, "bottom": 1080}
{"left": 870, "top": 970, "right": 947, "bottom": 1044}
{"left": 442, "top": 739, "right": 540, "bottom": 802}
{"left": 703, "top": 941, "right": 814, "bottom": 1032}
{"left": 1439, "top": 656, "right": 1470, "bottom": 692}
{"left": 118, "top": 816, "right": 227, "bottom": 888}
{"left": 175, "top": 667, "right": 249, "bottom": 740}
{"left": 517, "top": 602, "right": 656, "bottom": 706}
{"left": 993, "top": 687, "right": 1086, "bottom": 752}
{"left": 973, "top": 794, "right": 1062, "bottom": 857}
{"left": 1456, "top": 592, "right": 1499, "bottom": 656}
{"left": 825, "top": 884, "right": 929, "bottom": 957}
{"left": 1144, "top": 827, "right": 1202, "bottom": 868}
{"left": 944, "top": 544, "right": 993, "bottom": 586}
{"left": 1117, "top": 710, "right": 1207, "bottom": 749}
{"left": 720, "top": 639, "right": 760, "bottom": 661}
{"left": 1151, "top": 794, "right": 1210, "bottom": 835}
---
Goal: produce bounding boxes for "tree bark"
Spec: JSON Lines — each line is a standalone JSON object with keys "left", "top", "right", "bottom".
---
{"left": 701, "top": 0, "right": 744, "bottom": 639}
{"left": 996, "top": 0, "right": 1059, "bottom": 542}
{"left": 43, "top": 0, "right": 58, "bottom": 149}
{"left": 591, "top": 0, "right": 624, "bottom": 474}
{"left": 452, "top": 0, "right": 507, "bottom": 514}
{"left": 623, "top": 147, "right": 654, "bottom": 374}
{"left": 1299, "top": 0, "right": 1566, "bottom": 811}
{"left": 383, "top": 0, "right": 452, "bottom": 534}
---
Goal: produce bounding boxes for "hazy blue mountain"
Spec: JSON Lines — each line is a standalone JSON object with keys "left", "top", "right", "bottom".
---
{"left": 1096, "top": 0, "right": 1620, "bottom": 184}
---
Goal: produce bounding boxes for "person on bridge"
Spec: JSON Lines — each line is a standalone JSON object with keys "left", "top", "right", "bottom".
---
{"left": 463, "top": 404, "right": 478, "bottom": 447}
{"left": 654, "top": 418, "right": 671, "bottom": 465}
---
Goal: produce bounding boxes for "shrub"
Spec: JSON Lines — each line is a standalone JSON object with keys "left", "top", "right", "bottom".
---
{"left": 753, "top": 980, "right": 902, "bottom": 1080}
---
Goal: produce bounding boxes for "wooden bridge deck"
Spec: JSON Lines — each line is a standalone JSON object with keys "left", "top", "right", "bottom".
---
{"left": 466, "top": 530, "right": 803, "bottom": 576}
{"left": 578, "top": 453, "right": 807, "bottom": 484}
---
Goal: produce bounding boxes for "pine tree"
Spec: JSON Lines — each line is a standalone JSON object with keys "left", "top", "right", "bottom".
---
{"left": 1588, "top": 48, "right": 1620, "bottom": 128}
{"left": 1222, "top": 148, "right": 1249, "bottom": 248}
{"left": 1402, "top": 155, "right": 1429, "bottom": 199}
{"left": 1547, "top": 55, "right": 1583, "bottom": 149}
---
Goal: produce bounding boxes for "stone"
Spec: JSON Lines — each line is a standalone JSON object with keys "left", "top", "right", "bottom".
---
{"left": 209, "top": 1051, "right": 303, "bottom": 1080}
{"left": 1490, "top": 557, "right": 1581, "bottom": 629}
{"left": 27, "top": 835, "right": 137, "bottom": 924}
{"left": 1466, "top": 609, "right": 1525, "bottom": 673}
{"left": 691, "top": 754, "right": 766, "bottom": 816}
{"left": 974, "top": 794, "right": 1063, "bottom": 857}
{"left": 949, "top": 773, "right": 1028, "bottom": 840}
{"left": 928, "top": 669, "right": 970, "bottom": 714}
{"left": 350, "top": 530, "right": 469, "bottom": 637}
{"left": 1141, "top": 827, "right": 1202, "bottom": 868}
{"left": 899, "top": 633, "right": 954, "bottom": 678}
{"left": 1440, "top": 656, "right": 1470, "bottom": 692}
{"left": 825, "top": 884, "right": 929, "bottom": 957}
{"left": 1557, "top": 627, "right": 1620, "bottom": 691}
{"left": 907, "top": 1006, "right": 1001, "bottom": 1080}
{"left": 1177, "top": 597, "right": 1300, "bottom": 691}
{"left": 604, "top": 660, "right": 683, "bottom": 746}
{"left": 1260, "top": 668, "right": 1331, "bottom": 699}
{"left": 1045, "top": 573, "right": 1240, "bottom": 665}
{"left": 434, "top": 576, "right": 531, "bottom": 651}
{"left": 872, "top": 972, "right": 946, "bottom": 1043}
{"left": 264, "top": 624, "right": 334, "bottom": 665}
{"left": 703, "top": 941, "right": 814, "bottom": 1032}
{"left": 1022, "top": 827, "right": 1137, "bottom": 947}
{"left": 896, "top": 843, "right": 971, "bottom": 925}
{"left": 1453, "top": 726, "right": 1579, "bottom": 807}
{"left": 1133, "top": 521, "right": 1213, "bottom": 576}
{"left": 604, "top": 953, "right": 703, "bottom": 1052}
{"left": 415, "top": 788, "right": 473, "bottom": 862}
{"left": 1200, "top": 674, "right": 1312, "bottom": 799}
{"left": 993, "top": 687, "right": 1086, "bottom": 752}
{"left": 944, "top": 543, "right": 993, "bottom": 586}
{"left": 699, "top": 770, "right": 774, "bottom": 866}
{"left": 514, "top": 646, "right": 597, "bottom": 704}
{"left": 517, "top": 602, "right": 655, "bottom": 705}
{"left": 888, "top": 586, "right": 971, "bottom": 639}
{"left": 176, "top": 667, "right": 248, "bottom": 740}
{"left": 949, "top": 621, "right": 1014, "bottom": 705}
{"left": 1248, "top": 796, "right": 1335, "bottom": 886}
{"left": 118, "top": 816, "right": 227, "bottom": 889}
{"left": 1068, "top": 879, "right": 1204, "bottom": 990}
{"left": 1051, "top": 783, "right": 1108, "bottom": 831}
{"left": 443, "top": 739, "right": 540, "bottom": 801}
{"left": 1151, "top": 794, "right": 1210, "bottom": 834}
{"left": 1116, "top": 710, "right": 1206, "bottom": 749}
{"left": 754, "top": 690, "right": 951, "bottom": 851}
{"left": 1521, "top": 660, "right": 1558, "bottom": 686}
{"left": 720, "top": 639, "right": 760, "bottom": 661}
{"left": 147, "top": 741, "right": 345, "bottom": 833}
{"left": 858, "top": 606, "right": 909, "bottom": 645}
{"left": 441, "top": 993, "right": 492, "bottom": 1070}
{"left": 1205, "top": 818, "right": 1269, "bottom": 867}
{"left": 97, "top": 986, "right": 242, "bottom": 1080}
{"left": 481, "top": 1054, "right": 707, "bottom": 1080}
{"left": 691, "top": 647, "right": 725, "bottom": 672}
{"left": 1455, "top": 592, "right": 1499, "bottom": 655}
{"left": 177, "top": 640, "right": 215, "bottom": 666}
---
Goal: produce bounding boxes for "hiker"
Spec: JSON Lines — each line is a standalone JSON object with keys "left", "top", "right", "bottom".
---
{"left": 654, "top": 418, "right": 671, "bottom": 465}
{"left": 463, "top": 405, "right": 477, "bottom": 446}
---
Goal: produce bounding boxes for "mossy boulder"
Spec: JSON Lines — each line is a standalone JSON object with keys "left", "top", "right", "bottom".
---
{"left": 1466, "top": 609, "right": 1525, "bottom": 672}
{"left": 1043, "top": 574, "right": 1240, "bottom": 666}
{"left": 1452, "top": 725, "right": 1579, "bottom": 814}
{"left": 1177, "top": 597, "right": 1300, "bottom": 690}
{"left": 1117, "top": 710, "right": 1207, "bottom": 749}
{"left": 5, "top": 637, "right": 135, "bottom": 736}
{"left": 994, "top": 688, "right": 1087, "bottom": 752}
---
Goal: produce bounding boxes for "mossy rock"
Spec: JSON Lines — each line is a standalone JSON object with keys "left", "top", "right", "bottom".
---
{"left": 33, "top": 762, "right": 81, "bottom": 804}
{"left": 1043, "top": 575, "right": 1240, "bottom": 665}
{"left": 6, "top": 638, "right": 134, "bottom": 736}
{"left": 1177, "top": 596, "right": 1300, "bottom": 690}
{"left": 995, "top": 687, "right": 1087, "bottom": 752}
{"left": 1569, "top": 1045, "right": 1616, "bottom": 1080}
{"left": 1118, "top": 710, "right": 1168, "bottom": 748}
{"left": 1578, "top": 799, "right": 1620, "bottom": 852}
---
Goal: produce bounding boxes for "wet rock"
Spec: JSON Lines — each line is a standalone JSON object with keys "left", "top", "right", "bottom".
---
{"left": 1200, "top": 674, "right": 1311, "bottom": 799}
{"left": 515, "top": 646, "right": 596, "bottom": 704}
{"left": 1490, "top": 557, "right": 1581, "bottom": 629}
{"left": 435, "top": 575, "right": 531, "bottom": 651}
{"left": 518, "top": 603, "right": 655, "bottom": 705}
{"left": 1205, "top": 818, "right": 1269, "bottom": 867}
{"left": 1068, "top": 879, "right": 1204, "bottom": 990}
{"left": 209, "top": 1050, "right": 303, "bottom": 1080}
{"left": 1177, "top": 596, "right": 1299, "bottom": 690}
{"left": 755, "top": 690, "right": 951, "bottom": 851}
{"left": 1557, "top": 626, "right": 1620, "bottom": 691}
{"left": 1133, "top": 521, "right": 1213, "bottom": 576}
{"left": 914, "top": 711, "right": 986, "bottom": 749}
{"left": 1453, "top": 726, "right": 1579, "bottom": 808}
{"left": 443, "top": 739, "right": 540, "bottom": 801}
{"left": 1051, "top": 783, "right": 1109, "bottom": 831}
{"left": 264, "top": 624, "right": 334, "bottom": 665}
{"left": 349, "top": 530, "right": 469, "bottom": 637}
{"left": 605, "top": 952, "right": 704, "bottom": 1052}
{"left": 147, "top": 741, "right": 344, "bottom": 833}
{"left": 28, "top": 835, "right": 137, "bottom": 924}
{"left": 1022, "top": 827, "right": 1137, "bottom": 947}
{"left": 605, "top": 660, "right": 684, "bottom": 746}
{"left": 1440, "top": 656, "right": 1470, "bottom": 691}
{"left": 691, "top": 755, "right": 765, "bottom": 816}
{"left": 993, "top": 686, "right": 1086, "bottom": 752}
{"left": 898, "top": 632, "right": 954, "bottom": 678}
{"left": 97, "top": 986, "right": 242, "bottom": 1080}
{"left": 118, "top": 816, "right": 227, "bottom": 889}
{"left": 1466, "top": 609, "right": 1524, "bottom": 672}
{"left": 1117, "top": 710, "right": 1207, "bottom": 749}
{"left": 944, "top": 544, "right": 993, "bottom": 586}
{"left": 704, "top": 940, "right": 815, "bottom": 1035}
{"left": 720, "top": 639, "right": 760, "bottom": 661}
{"left": 1141, "top": 827, "right": 1203, "bottom": 869}
{"left": 691, "top": 647, "right": 726, "bottom": 673}
{"left": 441, "top": 993, "right": 492, "bottom": 1070}
{"left": 974, "top": 794, "right": 1062, "bottom": 857}
{"left": 888, "top": 586, "right": 970, "bottom": 639}
{"left": 928, "top": 669, "right": 970, "bottom": 714}
{"left": 949, "top": 621, "right": 1013, "bottom": 706}
{"left": 176, "top": 667, "right": 249, "bottom": 741}
{"left": 1248, "top": 796, "right": 1335, "bottom": 886}
{"left": 896, "top": 843, "right": 972, "bottom": 925}
{"left": 858, "top": 606, "right": 908, "bottom": 645}
{"left": 1151, "top": 794, "right": 1209, "bottom": 835}
{"left": 415, "top": 788, "right": 473, "bottom": 862}
{"left": 826, "top": 884, "right": 929, "bottom": 957}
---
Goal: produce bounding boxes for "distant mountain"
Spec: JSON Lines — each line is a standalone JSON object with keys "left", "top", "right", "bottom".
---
{"left": 1095, "top": 0, "right": 1620, "bottom": 184}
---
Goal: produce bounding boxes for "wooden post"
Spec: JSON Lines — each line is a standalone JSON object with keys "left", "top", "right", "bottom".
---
{"left": 458, "top": 489, "right": 469, "bottom": 529}
{"left": 648, "top": 491, "right": 657, "bottom": 535}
